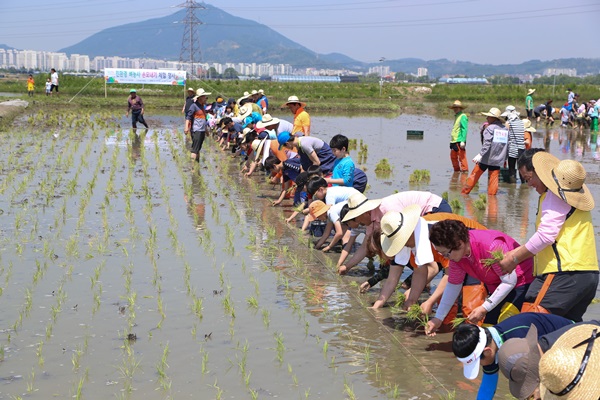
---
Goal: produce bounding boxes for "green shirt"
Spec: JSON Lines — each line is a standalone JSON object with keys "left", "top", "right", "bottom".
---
{"left": 450, "top": 111, "right": 468, "bottom": 143}
{"left": 526, "top": 95, "right": 534, "bottom": 110}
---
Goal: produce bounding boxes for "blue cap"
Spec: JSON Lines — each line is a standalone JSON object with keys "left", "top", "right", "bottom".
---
{"left": 277, "top": 131, "right": 292, "bottom": 150}
{"left": 242, "top": 116, "right": 253, "bottom": 129}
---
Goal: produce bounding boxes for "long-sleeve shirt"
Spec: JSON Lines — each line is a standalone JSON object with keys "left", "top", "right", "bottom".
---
{"left": 450, "top": 111, "right": 468, "bottom": 143}
{"left": 478, "top": 120, "right": 508, "bottom": 167}
{"left": 524, "top": 190, "right": 571, "bottom": 254}
{"left": 127, "top": 96, "right": 144, "bottom": 112}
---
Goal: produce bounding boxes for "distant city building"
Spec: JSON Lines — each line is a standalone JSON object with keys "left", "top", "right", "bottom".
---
{"left": 438, "top": 77, "right": 489, "bottom": 84}
{"left": 368, "top": 65, "right": 390, "bottom": 76}
{"left": 544, "top": 68, "right": 577, "bottom": 77}
{"left": 417, "top": 67, "right": 428, "bottom": 77}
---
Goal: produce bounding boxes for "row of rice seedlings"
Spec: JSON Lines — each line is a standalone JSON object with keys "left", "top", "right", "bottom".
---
{"left": 155, "top": 342, "right": 172, "bottom": 394}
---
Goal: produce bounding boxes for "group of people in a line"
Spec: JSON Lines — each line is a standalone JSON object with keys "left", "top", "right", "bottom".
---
{"left": 180, "top": 85, "right": 599, "bottom": 400}
{"left": 526, "top": 88, "right": 600, "bottom": 131}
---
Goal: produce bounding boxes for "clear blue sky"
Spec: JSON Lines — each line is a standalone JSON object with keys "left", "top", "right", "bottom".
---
{"left": 1, "top": 0, "right": 598, "bottom": 64}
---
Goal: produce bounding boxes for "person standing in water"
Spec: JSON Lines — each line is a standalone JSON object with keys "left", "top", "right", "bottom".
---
{"left": 126, "top": 89, "right": 149, "bottom": 130}
{"left": 448, "top": 100, "right": 469, "bottom": 172}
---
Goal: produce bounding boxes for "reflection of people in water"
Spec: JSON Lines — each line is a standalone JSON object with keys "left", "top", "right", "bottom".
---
{"left": 128, "top": 130, "right": 143, "bottom": 163}
{"left": 185, "top": 173, "right": 206, "bottom": 228}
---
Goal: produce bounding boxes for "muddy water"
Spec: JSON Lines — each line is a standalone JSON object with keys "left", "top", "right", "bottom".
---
{"left": 0, "top": 109, "right": 597, "bottom": 400}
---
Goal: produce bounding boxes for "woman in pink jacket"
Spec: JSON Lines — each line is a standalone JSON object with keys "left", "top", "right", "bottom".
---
{"left": 425, "top": 219, "right": 534, "bottom": 336}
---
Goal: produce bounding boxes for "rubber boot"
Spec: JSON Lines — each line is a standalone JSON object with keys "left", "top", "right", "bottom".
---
{"left": 450, "top": 149, "right": 460, "bottom": 172}
{"left": 488, "top": 169, "right": 499, "bottom": 195}
{"left": 462, "top": 164, "right": 484, "bottom": 194}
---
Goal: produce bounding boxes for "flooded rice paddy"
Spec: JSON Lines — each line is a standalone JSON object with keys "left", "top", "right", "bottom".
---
{"left": 0, "top": 108, "right": 598, "bottom": 400}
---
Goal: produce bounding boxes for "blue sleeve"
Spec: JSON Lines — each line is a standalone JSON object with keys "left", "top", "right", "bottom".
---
{"left": 476, "top": 371, "right": 498, "bottom": 400}
{"left": 337, "top": 159, "right": 355, "bottom": 187}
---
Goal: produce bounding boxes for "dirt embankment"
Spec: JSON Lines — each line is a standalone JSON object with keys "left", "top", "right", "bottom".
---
{"left": 0, "top": 99, "right": 29, "bottom": 130}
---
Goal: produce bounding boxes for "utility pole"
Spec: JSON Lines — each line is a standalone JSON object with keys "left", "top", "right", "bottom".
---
{"left": 177, "top": 0, "right": 205, "bottom": 79}
{"left": 379, "top": 57, "right": 386, "bottom": 97}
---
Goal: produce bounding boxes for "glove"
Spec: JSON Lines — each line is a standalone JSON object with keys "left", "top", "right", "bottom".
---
{"left": 460, "top": 142, "right": 466, "bottom": 149}
{"left": 473, "top": 154, "right": 482, "bottom": 164}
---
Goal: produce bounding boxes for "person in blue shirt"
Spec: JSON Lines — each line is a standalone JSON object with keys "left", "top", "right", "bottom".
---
{"left": 326, "top": 134, "right": 355, "bottom": 186}
{"left": 452, "top": 313, "right": 573, "bottom": 400}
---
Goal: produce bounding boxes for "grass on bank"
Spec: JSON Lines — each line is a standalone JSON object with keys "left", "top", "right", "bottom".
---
{"left": 1, "top": 75, "right": 598, "bottom": 124}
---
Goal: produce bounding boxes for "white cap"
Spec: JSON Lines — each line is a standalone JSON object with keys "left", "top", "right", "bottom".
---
{"left": 456, "top": 327, "right": 487, "bottom": 380}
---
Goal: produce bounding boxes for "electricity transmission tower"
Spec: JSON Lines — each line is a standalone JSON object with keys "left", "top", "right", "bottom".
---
{"left": 177, "top": 0, "right": 205, "bottom": 79}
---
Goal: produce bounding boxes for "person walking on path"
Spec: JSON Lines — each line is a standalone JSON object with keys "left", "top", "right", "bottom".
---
{"left": 462, "top": 107, "right": 508, "bottom": 195}
{"left": 448, "top": 100, "right": 469, "bottom": 172}
{"left": 499, "top": 150, "right": 599, "bottom": 322}
{"left": 126, "top": 89, "right": 149, "bottom": 130}
{"left": 26, "top": 74, "right": 34, "bottom": 97}
{"left": 503, "top": 105, "right": 526, "bottom": 183}
{"left": 50, "top": 68, "right": 59, "bottom": 96}
{"left": 285, "top": 95, "right": 311, "bottom": 137}
{"left": 184, "top": 88, "right": 211, "bottom": 163}
{"left": 525, "top": 88, "right": 535, "bottom": 118}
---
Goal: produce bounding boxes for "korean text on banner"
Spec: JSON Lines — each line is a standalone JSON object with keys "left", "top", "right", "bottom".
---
{"left": 104, "top": 68, "right": 186, "bottom": 86}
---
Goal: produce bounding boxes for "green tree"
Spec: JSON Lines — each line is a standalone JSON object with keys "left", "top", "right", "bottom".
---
{"left": 222, "top": 67, "right": 239, "bottom": 80}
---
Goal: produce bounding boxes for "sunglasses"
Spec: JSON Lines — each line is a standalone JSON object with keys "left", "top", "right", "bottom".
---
{"left": 548, "top": 328, "right": 598, "bottom": 396}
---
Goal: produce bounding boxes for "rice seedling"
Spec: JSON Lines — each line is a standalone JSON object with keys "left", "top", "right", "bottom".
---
{"left": 441, "top": 191, "right": 449, "bottom": 201}
{"left": 262, "top": 308, "right": 271, "bottom": 328}
{"left": 201, "top": 350, "right": 209, "bottom": 374}
{"left": 374, "top": 158, "right": 392, "bottom": 172}
{"left": 406, "top": 303, "right": 429, "bottom": 328}
{"left": 274, "top": 332, "right": 285, "bottom": 363}
{"left": 364, "top": 344, "right": 371, "bottom": 365}
{"left": 449, "top": 198, "right": 463, "bottom": 210}
{"left": 26, "top": 368, "right": 36, "bottom": 393}
{"left": 246, "top": 296, "right": 259, "bottom": 309}
{"left": 451, "top": 317, "right": 469, "bottom": 329}
{"left": 322, "top": 340, "right": 328, "bottom": 357}
{"left": 481, "top": 249, "right": 505, "bottom": 267}
{"left": 409, "top": 169, "right": 431, "bottom": 183}
{"left": 344, "top": 377, "right": 356, "bottom": 400}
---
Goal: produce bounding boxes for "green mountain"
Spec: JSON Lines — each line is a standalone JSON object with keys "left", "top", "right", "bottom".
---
{"left": 58, "top": 3, "right": 350, "bottom": 69}
{"left": 56, "top": 3, "right": 600, "bottom": 76}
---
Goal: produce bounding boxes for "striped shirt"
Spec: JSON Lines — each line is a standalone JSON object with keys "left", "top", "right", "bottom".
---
{"left": 507, "top": 117, "right": 525, "bottom": 159}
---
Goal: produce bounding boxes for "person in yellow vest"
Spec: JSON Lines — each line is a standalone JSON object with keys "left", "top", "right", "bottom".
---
{"left": 500, "top": 149, "right": 598, "bottom": 322}
{"left": 448, "top": 100, "right": 469, "bottom": 172}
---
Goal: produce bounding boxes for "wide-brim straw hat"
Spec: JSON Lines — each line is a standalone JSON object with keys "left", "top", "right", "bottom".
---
{"left": 527, "top": 88, "right": 536, "bottom": 95}
{"left": 480, "top": 107, "right": 502, "bottom": 119}
{"left": 341, "top": 192, "right": 382, "bottom": 222}
{"left": 380, "top": 204, "right": 421, "bottom": 257}
{"left": 195, "top": 88, "right": 211, "bottom": 97}
{"left": 187, "top": 87, "right": 195, "bottom": 92}
{"left": 539, "top": 324, "right": 600, "bottom": 400}
{"left": 448, "top": 100, "right": 466, "bottom": 109}
{"left": 284, "top": 95, "right": 306, "bottom": 107}
{"left": 309, "top": 200, "right": 331, "bottom": 219}
{"left": 523, "top": 119, "right": 537, "bottom": 133}
{"left": 498, "top": 324, "right": 542, "bottom": 399}
{"left": 256, "top": 114, "right": 280, "bottom": 129}
{"left": 532, "top": 152, "right": 595, "bottom": 211}
{"left": 238, "top": 104, "right": 253, "bottom": 119}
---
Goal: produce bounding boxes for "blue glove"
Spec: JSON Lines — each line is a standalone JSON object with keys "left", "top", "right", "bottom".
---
{"left": 476, "top": 372, "right": 498, "bottom": 400}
